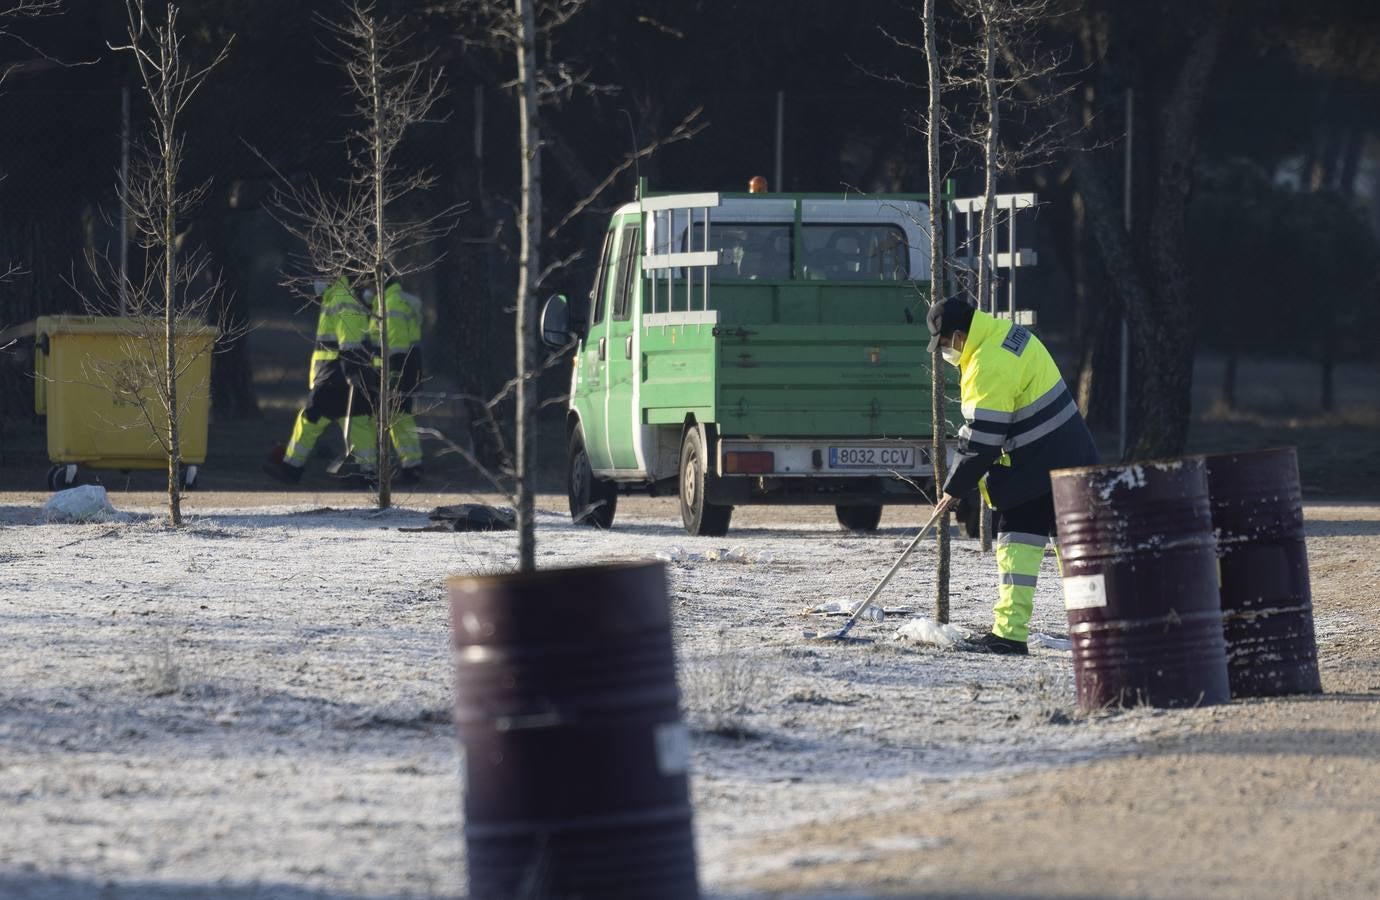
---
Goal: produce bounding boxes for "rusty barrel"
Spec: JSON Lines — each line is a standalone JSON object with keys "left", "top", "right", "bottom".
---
{"left": 447, "top": 561, "right": 699, "bottom": 900}
{"left": 1204, "top": 448, "right": 1321, "bottom": 698}
{"left": 1052, "top": 458, "right": 1231, "bottom": 711}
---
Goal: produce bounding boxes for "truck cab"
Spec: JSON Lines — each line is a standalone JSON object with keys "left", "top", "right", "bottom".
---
{"left": 545, "top": 187, "right": 967, "bottom": 536}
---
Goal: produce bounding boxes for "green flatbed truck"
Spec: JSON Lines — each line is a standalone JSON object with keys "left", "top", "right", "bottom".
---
{"left": 541, "top": 187, "right": 975, "bottom": 537}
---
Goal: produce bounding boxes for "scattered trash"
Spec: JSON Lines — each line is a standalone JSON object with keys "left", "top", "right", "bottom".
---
{"left": 1031, "top": 632, "right": 1073, "bottom": 651}
{"left": 893, "top": 618, "right": 971, "bottom": 648}
{"left": 425, "top": 504, "right": 516, "bottom": 532}
{"left": 654, "top": 545, "right": 775, "bottom": 565}
{"left": 42, "top": 485, "right": 128, "bottom": 523}
{"left": 806, "top": 599, "right": 911, "bottom": 619}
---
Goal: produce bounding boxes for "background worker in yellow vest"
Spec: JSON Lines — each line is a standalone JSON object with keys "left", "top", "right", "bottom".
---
{"left": 928, "top": 297, "right": 1099, "bottom": 654}
{"left": 263, "top": 277, "right": 378, "bottom": 484}
{"left": 364, "top": 282, "right": 424, "bottom": 483}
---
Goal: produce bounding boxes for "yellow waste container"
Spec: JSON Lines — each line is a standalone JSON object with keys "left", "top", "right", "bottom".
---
{"left": 35, "top": 315, "right": 218, "bottom": 490}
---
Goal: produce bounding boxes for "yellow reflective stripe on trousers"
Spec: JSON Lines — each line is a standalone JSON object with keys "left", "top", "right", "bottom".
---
{"left": 992, "top": 541, "right": 1044, "bottom": 643}
{"left": 285, "top": 410, "right": 329, "bottom": 466}
{"left": 389, "top": 412, "right": 422, "bottom": 468}
{"left": 347, "top": 414, "right": 378, "bottom": 467}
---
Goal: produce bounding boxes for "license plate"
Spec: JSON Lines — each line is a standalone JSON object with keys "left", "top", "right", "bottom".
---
{"left": 828, "top": 446, "right": 919, "bottom": 469}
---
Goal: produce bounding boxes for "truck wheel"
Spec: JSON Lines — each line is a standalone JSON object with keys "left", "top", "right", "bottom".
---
{"left": 680, "top": 428, "right": 732, "bottom": 536}
{"left": 835, "top": 504, "right": 883, "bottom": 532}
{"left": 180, "top": 465, "right": 199, "bottom": 492}
{"left": 568, "top": 428, "right": 617, "bottom": 528}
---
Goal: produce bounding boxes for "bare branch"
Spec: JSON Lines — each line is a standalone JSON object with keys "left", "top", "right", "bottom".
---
{"left": 547, "top": 105, "right": 706, "bottom": 237}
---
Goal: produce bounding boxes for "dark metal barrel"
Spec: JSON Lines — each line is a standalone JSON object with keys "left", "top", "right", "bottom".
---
{"left": 1204, "top": 448, "right": 1322, "bottom": 698}
{"left": 1052, "top": 458, "right": 1231, "bottom": 712}
{"left": 448, "top": 561, "right": 699, "bottom": 900}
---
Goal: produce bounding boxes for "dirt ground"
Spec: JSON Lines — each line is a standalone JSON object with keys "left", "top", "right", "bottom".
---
{"left": 1, "top": 492, "right": 1376, "bottom": 899}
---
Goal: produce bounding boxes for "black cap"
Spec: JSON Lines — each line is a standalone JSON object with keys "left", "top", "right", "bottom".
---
{"left": 926, "top": 297, "right": 976, "bottom": 352}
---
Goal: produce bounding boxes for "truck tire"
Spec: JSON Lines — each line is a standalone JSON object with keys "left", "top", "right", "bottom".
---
{"left": 568, "top": 428, "right": 617, "bottom": 528}
{"left": 835, "top": 504, "right": 883, "bottom": 532}
{"left": 679, "top": 428, "right": 732, "bottom": 536}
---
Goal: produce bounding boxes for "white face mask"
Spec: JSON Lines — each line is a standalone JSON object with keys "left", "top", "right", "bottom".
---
{"left": 941, "top": 346, "right": 962, "bottom": 367}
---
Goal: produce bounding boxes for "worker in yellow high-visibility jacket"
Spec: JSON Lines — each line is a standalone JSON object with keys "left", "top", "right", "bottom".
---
{"left": 928, "top": 297, "right": 1099, "bottom": 654}
{"left": 365, "top": 282, "right": 425, "bottom": 483}
{"left": 263, "top": 277, "right": 378, "bottom": 484}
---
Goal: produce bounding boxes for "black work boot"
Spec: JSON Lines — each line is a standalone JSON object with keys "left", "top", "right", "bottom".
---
{"left": 262, "top": 447, "right": 304, "bottom": 485}
{"left": 963, "top": 632, "right": 1029, "bottom": 655}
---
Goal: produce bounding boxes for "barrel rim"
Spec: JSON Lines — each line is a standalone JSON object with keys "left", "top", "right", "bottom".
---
{"left": 447, "top": 559, "right": 664, "bottom": 592}
{"left": 1051, "top": 454, "right": 1206, "bottom": 480}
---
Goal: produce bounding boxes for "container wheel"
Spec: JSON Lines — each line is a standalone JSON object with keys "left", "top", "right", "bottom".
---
{"left": 46, "top": 464, "right": 76, "bottom": 491}
{"left": 679, "top": 428, "right": 732, "bottom": 537}
{"left": 180, "top": 464, "right": 199, "bottom": 492}
{"left": 567, "top": 428, "right": 616, "bottom": 528}
{"left": 835, "top": 504, "right": 883, "bottom": 532}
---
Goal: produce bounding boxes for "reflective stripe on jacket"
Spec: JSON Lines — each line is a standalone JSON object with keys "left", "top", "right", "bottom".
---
{"left": 941, "top": 309, "right": 1098, "bottom": 509}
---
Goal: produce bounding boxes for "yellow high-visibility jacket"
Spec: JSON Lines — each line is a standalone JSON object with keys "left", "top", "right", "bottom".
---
{"left": 309, "top": 277, "right": 371, "bottom": 389}
{"left": 368, "top": 283, "right": 422, "bottom": 364}
{"left": 942, "top": 309, "right": 1098, "bottom": 509}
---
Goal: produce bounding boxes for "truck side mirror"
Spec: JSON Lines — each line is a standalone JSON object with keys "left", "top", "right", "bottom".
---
{"left": 540, "top": 293, "right": 572, "bottom": 350}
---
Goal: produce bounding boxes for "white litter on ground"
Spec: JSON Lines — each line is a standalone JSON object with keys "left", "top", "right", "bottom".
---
{"left": 41, "top": 485, "right": 128, "bottom": 523}
{"left": 807, "top": 599, "right": 902, "bottom": 621}
{"left": 1032, "top": 632, "right": 1074, "bottom": 651}
{"left": 893, "top": 617, "right": 972, "bottom": 647}
{"left": 655, "top": 545, "right": 775, "bottom": 564}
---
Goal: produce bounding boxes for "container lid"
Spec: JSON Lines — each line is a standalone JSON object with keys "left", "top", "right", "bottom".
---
{"left": 38, "top": 315, "right": 218, "bottom": 338}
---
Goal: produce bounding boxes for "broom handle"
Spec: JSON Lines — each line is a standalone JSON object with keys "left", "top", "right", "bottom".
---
{"left": 836, "top": 504, "right": 948, "bottom": 639}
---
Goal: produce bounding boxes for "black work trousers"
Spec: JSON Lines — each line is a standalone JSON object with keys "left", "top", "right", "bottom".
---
{"left": 992, "top": 490, "right": 1057, "bottom": 538}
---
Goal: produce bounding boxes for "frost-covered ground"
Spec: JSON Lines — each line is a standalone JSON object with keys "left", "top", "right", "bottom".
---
{"left": 0, "top": 495, "right": 1357, "bottom": 898}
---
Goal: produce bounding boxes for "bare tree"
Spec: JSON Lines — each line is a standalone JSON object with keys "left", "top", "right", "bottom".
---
{"left": 444, "top": 0, "right": 596, "bottom": 572}
{"left": 435, "top": 0, "right": 703, "bottom": 570}
{"left": 267, "top": 2, "right": 458, "bottom": 510}
{"left": 923, "top": 0, "right": 952, "bottom": 624}
{"left": 943, "top": 0, "right": 1073, "bottom": 551}
{"left": 948, "top": 0, "right": 1070, "bottom": 312}
{"left": 61, "top": 1, "right": 233, "bottom": 525}
{"left": 513, "top": 0, "right": 541, "bottom": 572}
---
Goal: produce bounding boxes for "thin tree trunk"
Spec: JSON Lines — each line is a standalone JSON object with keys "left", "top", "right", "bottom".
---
{"left": 924, "top": 0, "right": 950, "bottom": 624}
{"left": 369, "top": 25, "right": 393, "bottom": 510}
{"left": 1320, "top": 358, "right": 1334, "bottom": 412}
{"left": 515, "top": 0, "right": 540, "bottom": 572}
{"left": 976, "top": 7, "right": 998, "bottom": 315}
{"left": 977, "top": 2, "right": 996, "bottom": 552}
{"left": 161, "top": 90, "right": 182, "bottom": 527}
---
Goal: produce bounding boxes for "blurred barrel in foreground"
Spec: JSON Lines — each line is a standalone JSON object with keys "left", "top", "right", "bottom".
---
{"left": 1052, "top": 458, "right": 1231, "bottom": 712}
{"left": 1205, "top": 447, "right": 1322, "bottom": 698}
{"left": 448, "top": 561, "right": 699, "bottom": 900}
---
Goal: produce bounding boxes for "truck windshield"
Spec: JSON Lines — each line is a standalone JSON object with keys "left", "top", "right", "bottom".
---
{"left": 684, "top": 223, "right": 791, "bottom": 281}
{"left": 801, "top": 224, "right": 910, "bottom": 281}
{"left": 679, "top": 221, "right": 910, "bottom": 281}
